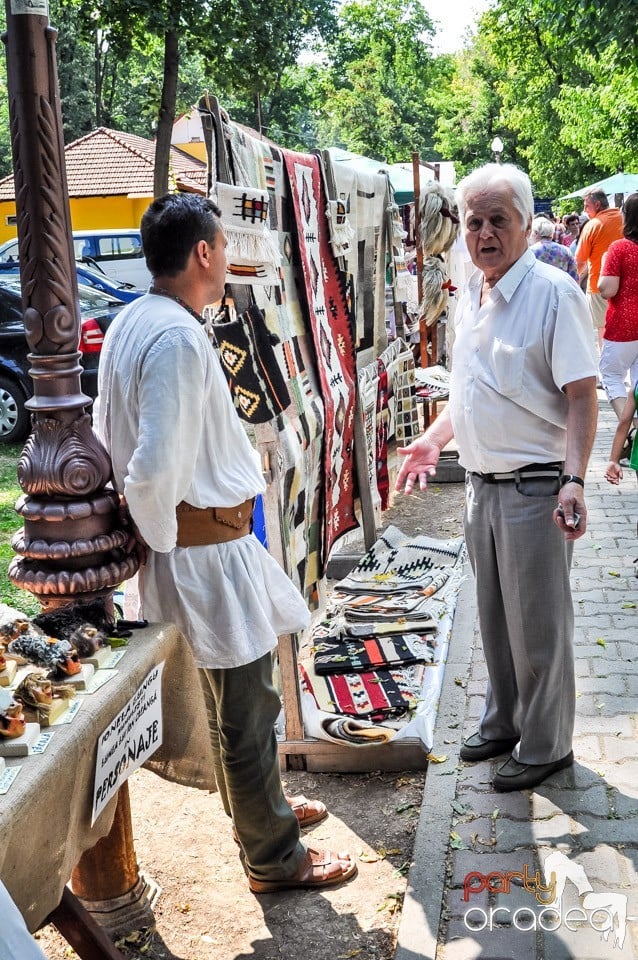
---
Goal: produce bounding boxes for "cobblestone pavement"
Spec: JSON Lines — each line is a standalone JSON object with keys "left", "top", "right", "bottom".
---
{"left": 396, "top": 394, "right": 638, "bottom": 960}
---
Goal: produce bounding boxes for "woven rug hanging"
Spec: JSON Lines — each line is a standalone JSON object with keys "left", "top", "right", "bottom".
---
{"left": 329, "top": 159, "right": 388, "bottom": 363}
{"left": 380, "top": 337, "right": 419, "bottom": 446}
{"left": 223, "top": 126, "right": 325, "bottom": 607}
{"left": 210, "top": 303, "right": 291, "bottom": 423}
{"left": 283, "top": 148, "right": 358, "bottom": 563}
{"left": 375, "top": 356, "right": 390, "bottom": 509}
{"left": 215, "top": 181, "right": 282, "bottom": 286}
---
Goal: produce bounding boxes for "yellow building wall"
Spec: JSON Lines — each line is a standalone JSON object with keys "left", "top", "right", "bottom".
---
{"left": 174, "top": 141, "right": 207, "bottom": 163}
{"left": 0, "top": 194, "right": 153, "bottom": 245}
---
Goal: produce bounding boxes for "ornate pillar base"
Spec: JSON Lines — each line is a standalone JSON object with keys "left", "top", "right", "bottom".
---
{"left": 71, "top": 875, "right": 161, "bottom": 939}
{"left": 71, "top": 783, "right": 159, "bottom": 938}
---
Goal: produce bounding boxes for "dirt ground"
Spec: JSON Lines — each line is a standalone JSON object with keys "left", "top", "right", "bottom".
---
{"left": 34, "top": 479, "right": 467, "bottom": 960}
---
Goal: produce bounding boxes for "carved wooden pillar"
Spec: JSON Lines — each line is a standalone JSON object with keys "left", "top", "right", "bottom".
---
{"left": 2, "top": 0, "right": 152, "bottom": 937}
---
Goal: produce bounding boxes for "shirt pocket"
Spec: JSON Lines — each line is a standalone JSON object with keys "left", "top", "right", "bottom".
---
{"left": 490, "top": 340, "right": 525, "bottom": 398}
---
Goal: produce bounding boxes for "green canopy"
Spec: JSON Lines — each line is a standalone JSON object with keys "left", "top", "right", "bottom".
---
{"left": 327, "top": 148, "right": 455, "bottom": 205}
{"left": 559, "top": 172, "right": 638, "bottom": 199}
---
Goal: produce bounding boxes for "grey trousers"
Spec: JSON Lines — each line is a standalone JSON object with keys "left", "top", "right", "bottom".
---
{"left": 199, "top": 653, "right": 306, "bottom": 881}
{"left": 464, "top": 473, "right": 575, "bottom": 764}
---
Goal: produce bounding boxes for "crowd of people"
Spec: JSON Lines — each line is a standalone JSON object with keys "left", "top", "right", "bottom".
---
{"left": 528, "top": 191, "right": 638, "bottom": 477}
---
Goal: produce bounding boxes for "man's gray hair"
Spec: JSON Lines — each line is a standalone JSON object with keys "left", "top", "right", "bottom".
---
{"left": 531, "top": 217, "right": 554, "bottom": 241}
{"left": 584, "top": 188, "right": 609, "bottom": 209}
{"left": 456, "top": 162, "right": 534, "bottom": 229}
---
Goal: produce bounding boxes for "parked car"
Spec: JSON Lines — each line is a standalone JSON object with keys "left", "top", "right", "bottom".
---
{"left": 0, "top": 228, "right": 150, "bottom": 289}
{"left": 0, "top": 261, "right": 143, "bottom": 303}
{"left": 0, "top": 277, "right": 124, "bottom": 443}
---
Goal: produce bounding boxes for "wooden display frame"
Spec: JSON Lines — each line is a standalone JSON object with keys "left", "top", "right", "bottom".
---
{"left": 203, "top": 97, "right": 438, "bottom": 772}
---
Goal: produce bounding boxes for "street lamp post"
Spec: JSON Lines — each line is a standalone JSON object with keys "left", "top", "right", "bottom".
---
{"left": 491, "top": 136, "right": 504, "bottom": 163}
{"left": 2, "top": 0, "right": 151, "bottom": 944}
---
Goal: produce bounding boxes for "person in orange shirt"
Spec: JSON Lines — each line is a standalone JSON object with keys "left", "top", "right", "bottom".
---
{"left": 575, "top": 189, "right": 623, "bottom": 348}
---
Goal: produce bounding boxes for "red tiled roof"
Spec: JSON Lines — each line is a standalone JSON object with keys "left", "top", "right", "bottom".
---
{"left": 0, "top": 127, "right": 208, "bottom": 201}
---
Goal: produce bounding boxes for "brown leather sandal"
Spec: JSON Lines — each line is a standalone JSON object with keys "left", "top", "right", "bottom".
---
{"left": 248, "top": 847, "right": 357, "bottom": 893}
{"left": 286, "top": 794, "right": 328, "bottom": 827}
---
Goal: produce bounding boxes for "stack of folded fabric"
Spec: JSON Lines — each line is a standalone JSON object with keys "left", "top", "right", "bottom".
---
{"left": 299, "top": 528, "right": 466, "bottom": 743}
{"left": 414, "top": 364, "right": 450, "bottom": 402}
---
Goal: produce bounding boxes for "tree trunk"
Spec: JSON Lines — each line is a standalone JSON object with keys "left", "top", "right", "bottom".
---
{"left": 94, "top": 30, "right": 103, "bottom": 127}
{"left": 154, "top": 29, "right": 179, "bottom": 198}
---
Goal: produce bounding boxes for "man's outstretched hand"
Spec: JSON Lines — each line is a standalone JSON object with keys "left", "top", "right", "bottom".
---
{"left": 395, "top": 435, "right": 441, "bottom": 495}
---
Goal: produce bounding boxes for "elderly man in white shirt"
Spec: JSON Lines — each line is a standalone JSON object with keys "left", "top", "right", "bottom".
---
{"left": 396, "top": 164, "right": 598, "bottom": 792}
{"left": 96, "top": 193, "right": 356, "bottom": 892}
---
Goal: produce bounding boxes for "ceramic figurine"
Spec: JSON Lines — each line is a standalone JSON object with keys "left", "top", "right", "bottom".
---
{"left": 8, "top": 629, "right": 82, "bottom": 678}
{"left": 0, "top": 689, "right": 26, "bottom": 739}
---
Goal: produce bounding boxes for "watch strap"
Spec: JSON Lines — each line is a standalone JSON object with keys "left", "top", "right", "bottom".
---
{"left": 560, "top": 474, "right": 584, "bottom": 488}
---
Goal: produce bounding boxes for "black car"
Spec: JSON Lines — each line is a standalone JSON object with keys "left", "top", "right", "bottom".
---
{"left": 0, "top": 277, "right": 124, "bottom": 443}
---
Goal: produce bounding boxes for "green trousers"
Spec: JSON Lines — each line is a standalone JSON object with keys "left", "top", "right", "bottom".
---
{"left": 199, "top": 653, "right": 306, "bottom": 881}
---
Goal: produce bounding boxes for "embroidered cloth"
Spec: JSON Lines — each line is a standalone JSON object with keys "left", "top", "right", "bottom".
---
{"left": 216, "top": 181, "right": 281, "bottom": 286}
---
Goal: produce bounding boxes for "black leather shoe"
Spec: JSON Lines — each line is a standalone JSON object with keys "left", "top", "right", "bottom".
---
{"left": 493, "top": 751, "right": 574, "bottom": 792}
{"left": 459, "top": 731, "right": 520, "bottom": 762}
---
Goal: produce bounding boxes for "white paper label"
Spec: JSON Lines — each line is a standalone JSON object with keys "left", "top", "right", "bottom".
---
{"left": 92, "top": 662, "right": 164, "bottom": 824}
{"left": 0, "top": 765, "right": 20, "bottom": 794}
{"left": 10, "top": 0, "right": 48, "bottom": 14}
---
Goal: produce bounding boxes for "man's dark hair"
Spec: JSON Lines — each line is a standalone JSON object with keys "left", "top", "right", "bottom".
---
{"left": 622, "top": 192, "right": 638, "bottom": 242}
{"left": 141, "top": 193, "right": 223, "bottom": 277}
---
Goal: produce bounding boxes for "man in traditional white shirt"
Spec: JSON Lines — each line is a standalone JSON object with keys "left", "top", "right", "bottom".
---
{"left": 96, "top": 193, "right": 356, "bottom": 891}
{"left": 396, "top": 164, "right": 598, "bottom": 791}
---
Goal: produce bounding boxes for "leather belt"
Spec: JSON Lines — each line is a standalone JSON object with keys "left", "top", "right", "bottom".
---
{"left": 472, "top": 462, "right": 563, "bottom": 483}
{"left": 176, "top": 498, "right": 254, "bottom": 547}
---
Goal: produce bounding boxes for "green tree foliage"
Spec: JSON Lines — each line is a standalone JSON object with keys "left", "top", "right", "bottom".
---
{"left": 543, "top": 0, "right": 638, "bottom": 67}
{"left": 310, "top": 0, "right": 442, "bottom": 161}
{"left": 2, "top": 0, "right": 638, "bottom": 201}
{"left": 427, "top": 44, "right": 512, "bottom": 179}
{"left": 431, "top": 0, "right": 635, "bottom": 199}
{"left": 554, "top": 46, "right": 638, "bottom": 176}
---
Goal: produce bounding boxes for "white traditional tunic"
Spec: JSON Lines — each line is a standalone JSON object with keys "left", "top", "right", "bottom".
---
{"left": 95, "top": 294, "right": 310, "bottom": 669}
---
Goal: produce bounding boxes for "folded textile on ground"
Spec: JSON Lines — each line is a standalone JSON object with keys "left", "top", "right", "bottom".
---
{"left": 311, "top": 615, "right": 436, "bottom": 643}
{"left": 313, "top": 632, "right": 436, "bottom": 675}
{"left": 334, "top": 526, "right": 464, "bottom": 595}
{"left": 300, "top": 660, "right": 420, "bottom": 722}
{"left": 331, "top": 589, "right": 441, "bottom": 622}
{"left": 322, "top": 716, "right": 396, "bottom": 744}
{"left": 345, "top": 619, "right": 437, "bottom": 637}
{"left": 299, "top": 691, "right": 400, "bottom": 745}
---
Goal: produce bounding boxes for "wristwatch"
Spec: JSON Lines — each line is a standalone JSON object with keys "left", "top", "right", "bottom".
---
{"left": 560, "top": 474, "right": 585, "bottom": 488}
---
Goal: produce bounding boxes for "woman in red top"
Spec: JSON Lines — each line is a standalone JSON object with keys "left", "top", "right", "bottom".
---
{"left": 599, "top": 193, "right": 638, "bottom": 452}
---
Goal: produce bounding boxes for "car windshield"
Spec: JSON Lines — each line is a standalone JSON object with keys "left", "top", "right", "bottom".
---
{"left": 76, "top": 283, "right": 122, "bottom": 312}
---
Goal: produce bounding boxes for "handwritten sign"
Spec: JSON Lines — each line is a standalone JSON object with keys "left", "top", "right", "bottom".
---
{"left": 92, "top": 662, "right": 164, "bottom": 824}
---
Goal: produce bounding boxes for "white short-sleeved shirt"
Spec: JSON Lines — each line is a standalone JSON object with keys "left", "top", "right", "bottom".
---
{"left": 95, "top": 295, "right": 310, "bottom": 669}
{"left": 449, "top": 249, "right": 598, "bottom": 474}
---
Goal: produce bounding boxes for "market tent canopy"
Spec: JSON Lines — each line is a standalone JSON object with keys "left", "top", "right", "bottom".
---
{"left": 327, "top": 148, "right": 455, "bottom": 205}
{"left": 559, "top": 172, "right": 638, "bottom": 200}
